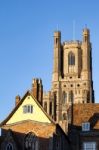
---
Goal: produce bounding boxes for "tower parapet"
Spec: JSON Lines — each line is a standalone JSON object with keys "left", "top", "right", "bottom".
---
{"left": 83, "top": 28, "right": 90, "bottom": 43}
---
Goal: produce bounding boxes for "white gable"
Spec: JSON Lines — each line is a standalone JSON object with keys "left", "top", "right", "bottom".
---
{"left": 6, "top": 95, "right": 51, "bottom": 124}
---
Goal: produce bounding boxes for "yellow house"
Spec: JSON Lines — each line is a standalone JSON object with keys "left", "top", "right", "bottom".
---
{"left": 0, "top": 91, "right": 70, "bottom": 150}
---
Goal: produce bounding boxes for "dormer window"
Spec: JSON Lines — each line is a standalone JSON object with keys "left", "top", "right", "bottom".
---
{"left": 23, "top": 105, "right": 33, "bottom": 114}
{"left": 82, "top": 122, "right": 90, "bottom": 131}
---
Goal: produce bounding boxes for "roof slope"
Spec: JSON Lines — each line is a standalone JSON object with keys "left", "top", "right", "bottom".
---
{"left": 0, "top": 91, "right": 55, "bottom": 126}
{"left": 73, "top": 103, "right": 99, "bottom": 128}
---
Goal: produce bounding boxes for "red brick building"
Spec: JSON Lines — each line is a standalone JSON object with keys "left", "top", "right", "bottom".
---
{"left": 68, "top": 104, "right": 99, "bottom": 150}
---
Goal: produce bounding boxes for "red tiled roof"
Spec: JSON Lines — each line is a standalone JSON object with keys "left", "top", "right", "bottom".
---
{"left": 72, "top": 103, "right": 99, "bottom": 128}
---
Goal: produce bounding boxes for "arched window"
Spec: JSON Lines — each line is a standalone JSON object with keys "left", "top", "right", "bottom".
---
{"left": 6, "top": 143, "right": 13, "bottom": 150}
{"left": 49, "top": 102, "right": 52, "bottom": 115}
{"left": 68, "top": 52, "right": 75, "bottom": 65}
{"left": 87, "top": 91, "right": 90, "bottom": 103}
{"left": 24, "top": 132, "right": 38, "bottom": 150}
{"left": 67, "top": 107, "right": 72, "bottom": 123}
{"left": 44, "top": 102, "right": 47, "bottom": 112}
{"left": 62, "top": 91, "right": 67, "bottom": 104}
{"left": 69, "top": 91, "right": 74, "bottom": 103}
{"left": 63, "top": 113, "right": 67, "bottom": 120}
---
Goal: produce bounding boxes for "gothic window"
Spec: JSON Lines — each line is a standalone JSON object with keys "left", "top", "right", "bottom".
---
{"left": 67, "top": 107, "right": 71, "bottom": 123}
{"left": 84, "top": 36, "right": 87, "bottom": 42}
{"left": 63, "top": 113, "right": 67, "bottom": 120}
{"left": 56, "top": 38, "right": 58, "bottom": 44}
{"left": 69, "top": 91, "right": 74, "bottom": 103}
{"left": 6, "top": 143, "right": 13, "bottom": 150}
{"left": 54, "top": 92, "right": 57, "bottom": 121}
{"left": 62, "top": 91, "right": 67, "bottom": 104}
{"left": 68, "top": 52, "right": 75, "bottom": 65}
{"left": 49, "top": 102, "right": 52, "bottom": 115}
{"left": 23, "top": 105, "right": 33, "bottom": 114}
{"left": 44, "top": 102, "right": 47, "bottom": 112}
{"left": 87, "top": 91, "right": 90, "bottom": 103}
{"left": 24, "top": 132, "right": 38, "bottom": 150}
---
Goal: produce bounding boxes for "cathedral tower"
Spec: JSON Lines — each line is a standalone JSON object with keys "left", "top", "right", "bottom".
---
{"left": 52, "top": 28, "right": 94, "bottom": 124}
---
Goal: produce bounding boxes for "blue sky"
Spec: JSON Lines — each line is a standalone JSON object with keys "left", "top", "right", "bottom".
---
{"left": 0, "top": 0, "right": 99, "bottom": 121}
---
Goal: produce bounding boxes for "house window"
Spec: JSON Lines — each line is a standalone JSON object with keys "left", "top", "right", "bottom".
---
{"left": 23, "top": 105, "right": 33, "bottom": 114}
{"left": 6, "top": 143, "right": 13, "bottom": 150}
{"left": 82, "top": 122, "right": 90, "bottom": 131}
{"left": 83, "top": 142, "right": 96, "bottom": 150}
{"left": 25, "top": 132, "right": 38, "bottom": 150}
{"left": 68, "top": 52, "right": 75, "bottom": 65}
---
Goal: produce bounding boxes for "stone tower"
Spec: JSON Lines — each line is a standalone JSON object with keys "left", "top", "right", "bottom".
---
{"left": 52, "top": 28, "right": 94, "bottom": 123}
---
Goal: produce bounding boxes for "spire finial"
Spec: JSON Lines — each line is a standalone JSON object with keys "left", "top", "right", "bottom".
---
{"left": 85, "top": 24, "right": 87, "bottom": 29}
{"left": 57, "top": 24, "right": 59, "bottom": 31}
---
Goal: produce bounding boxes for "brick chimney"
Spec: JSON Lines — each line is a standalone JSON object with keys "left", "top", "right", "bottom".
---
{"left": 31, "top": 78, "right": 43, "bottom": 106}
{"left": 15, "top": 95, "right": 21, "bottom": 106}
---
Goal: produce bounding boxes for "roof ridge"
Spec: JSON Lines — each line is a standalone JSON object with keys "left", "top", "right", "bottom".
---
{"left": 0, "top": 91, "right": 55, "bottom": 126}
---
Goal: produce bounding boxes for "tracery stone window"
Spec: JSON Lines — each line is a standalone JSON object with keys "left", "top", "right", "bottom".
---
{"left": 44, "top": 102, "right": 47, "bottom": 112}
{"left": 62, "top": 91, "right": 67, "bottom": 104}
{"left": 49, "top": 102, "right": 52, "bottom": 115}
{"left": 87, "top": 91, "right": 90, "bottom": 103}
{"left": 6, "top": 143, "right": 13, "bottom": 150}
{"left": 69, "top": 91, "right": 74, "bottom": 103}
{"left": 68, "top": 52, "right": 75, "bottom": 65}
{"left": 63, "top": 113, "right": 67, "bottom": 120}
{"left": 24, "top": 132, "right": 38, "bottom": 150}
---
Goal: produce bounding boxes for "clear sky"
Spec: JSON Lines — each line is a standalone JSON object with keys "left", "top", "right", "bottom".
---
{"left": 0, "top": 0, "right": 99, "bottom": 122}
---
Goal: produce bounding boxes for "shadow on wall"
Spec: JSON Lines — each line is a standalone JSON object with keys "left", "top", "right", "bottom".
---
{"left": 88, "top": 113, "right": 99, "bottom": 129}
{"left": 0, "top": 129, "right": 52, "bottom": 150}
{"left": 0, "top": 127, "right": 72, "bottom": 150}
{"left": 68, "top": 113, "right": 99, "bottom": 150}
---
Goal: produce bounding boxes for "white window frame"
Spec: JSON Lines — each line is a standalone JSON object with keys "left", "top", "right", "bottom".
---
{"left": 23, "top": 105, "right": 33, "bottom": 114}
{"left": 83, "top": 142, "right": 96, "bottom": 150}
{"left": 82, "top": 122, "right": 90, "bottom": 131}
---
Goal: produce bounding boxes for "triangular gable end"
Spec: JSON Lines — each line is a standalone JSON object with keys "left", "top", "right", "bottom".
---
{"left": 4, "top": 92, "right": 52, "bottom": 125}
